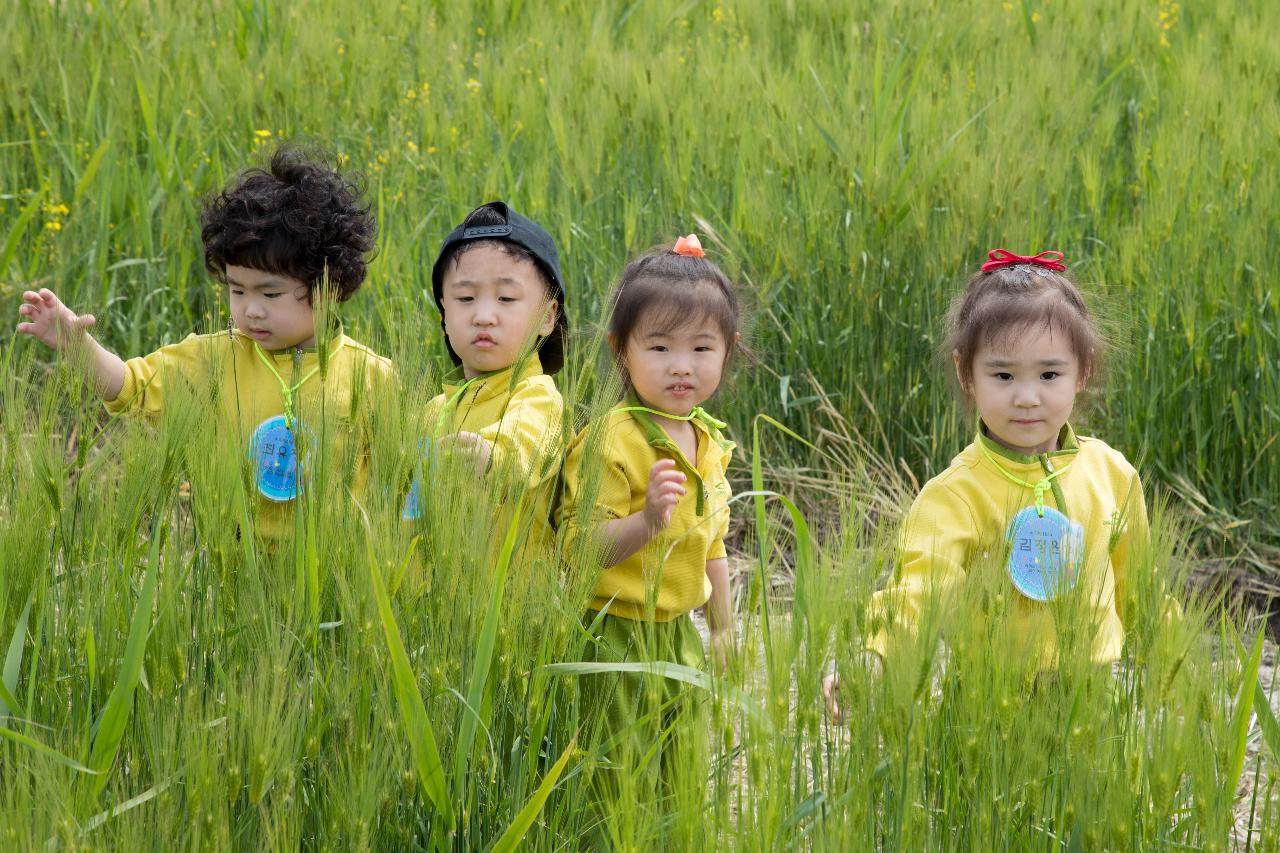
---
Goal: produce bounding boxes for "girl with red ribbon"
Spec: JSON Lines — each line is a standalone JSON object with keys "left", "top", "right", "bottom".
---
{"left": 825, "top": 250, "right": 1164, "bottom": 718}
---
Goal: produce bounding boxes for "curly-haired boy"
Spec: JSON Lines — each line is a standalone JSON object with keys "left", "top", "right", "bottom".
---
{"left": 17, "top": 145, "right": 393, "bottom": 542}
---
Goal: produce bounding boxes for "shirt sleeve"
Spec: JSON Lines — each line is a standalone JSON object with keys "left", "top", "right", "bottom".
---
{"left": 1108, "top": 466, "right": 1150, "bottom": 627}
{"left": 103, "top": 334, "right": 206, "bottom": 418}
{"left": 865, "top": 481, "right": 976, "bottom": 659}
{"left": 706, "top": 453, "right": 732, "bottom": 561}
{"left": 476, "top": 378, "right": 564, "bottom": 490}
{"left": 556, "top": 422, "right": 635, "bottom": 562}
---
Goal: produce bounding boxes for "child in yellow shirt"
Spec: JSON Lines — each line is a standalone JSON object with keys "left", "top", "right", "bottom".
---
{"left": 825, "top": 250, "right": 1151, "bottom": 716}
{"left": 16, "top": 146, "right": 392, "bottom": 544}
{"left": 558, "top": 234, "right": 748, "bottom": 830}
{"left": 401, "top": 202, "right": 566, "bottom": 546}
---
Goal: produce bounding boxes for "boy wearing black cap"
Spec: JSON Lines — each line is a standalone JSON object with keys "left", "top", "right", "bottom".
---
{"left": 402, "top": 202, "right": 566, "bottom": 544}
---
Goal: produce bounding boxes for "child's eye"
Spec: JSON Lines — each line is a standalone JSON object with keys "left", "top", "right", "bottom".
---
{"left": 994, "top": 372, "right": 1013, "bottom": 381}
{"left": 264, "top": 292, "right": 282, "bottom": 299}
{"left": 649, "top": 345, "right": 668, "bottom": 352}
{"left": 1041, "top": 371, "right": 1060, "bottom": 381}
{"left": 498, "top": 296, "right": 517, "bottom": 304}
{"left": 695, "top": 345, "right": 714, "bottom": 352}
{"left": 455, "top": 296, "right": 473, "bottom": 303}
{"left": 230, "top": 289, "right": 244, "bottom": 296}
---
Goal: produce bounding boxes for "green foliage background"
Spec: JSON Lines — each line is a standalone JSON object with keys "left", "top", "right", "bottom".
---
{"left": 2, "top": 0, "right": 1276, "bottom": 549}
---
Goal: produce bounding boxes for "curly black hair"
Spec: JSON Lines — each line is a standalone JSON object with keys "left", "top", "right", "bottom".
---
{"left": 201, "top": 145, "right": 375, "bottom": 303}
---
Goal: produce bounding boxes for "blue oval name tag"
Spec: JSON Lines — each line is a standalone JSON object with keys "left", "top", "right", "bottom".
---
{"left": 1005, "top": 506, "right": 1084, "bottom": 601}
{"left": 400, "top": 437, "right": 436, "bottom": 521}
{"left": 249, "top": 415, "right": 310, "bottom": 502}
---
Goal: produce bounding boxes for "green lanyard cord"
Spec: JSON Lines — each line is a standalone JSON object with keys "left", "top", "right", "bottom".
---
{"left": 616, "top": 404, "right": 727, "bottom": 431}
{"left": 618, "top": 404, "right": 725, "bottom": 516}
{"left": 434, "top": 378, "right": 479, "bottom": 436}
{"left": 978, "top": 440, "right": 1074, "bottom": 518}
{"left": 254, "top": 343, "right": 319, "bottom": 429}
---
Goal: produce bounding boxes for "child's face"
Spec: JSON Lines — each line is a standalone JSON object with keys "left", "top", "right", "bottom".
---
{"left": 958, "top": 323, "right": 1085, "bottom": 456}
{"left": 619, "top": 313, "right": 731, "bottom": 417}
{"left": 440, "top": 246, "right": 557, "bottom": 379}
{"left": 227, "top": 265, "right": 317, "bottom": 350}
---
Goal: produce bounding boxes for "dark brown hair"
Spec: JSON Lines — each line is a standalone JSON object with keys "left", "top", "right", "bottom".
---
{"left": 201, "top": 145, "right": 375, "bottom": 303}
{"left": 607, "top": 245, "right": 751, "bottom": 387}
{"left": 945, "top": 263, "right": 1103, "bottom": 386}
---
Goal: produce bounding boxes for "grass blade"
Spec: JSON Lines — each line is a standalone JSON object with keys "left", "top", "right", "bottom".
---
{"left": 1228, "top": 629, "right": 1264, "bottom": 794}
{"left": 367, "top": 534, "right": 453, "bottom": 829}
{"left": 543, "top": 661, "right": 774, "bottom": 732}
{"left": 1, "top": 593, "right": 33, "bottom": 720}
{"left": 453, "top": 498, "right": 525, "bottom": 801}
{"left": 80, "top": 776, "right": 174, "bottom": 834}
{"left": 1254, "top": 678, "right": 1280, "bottom": 767}
{"left": 0, "top": 725, "right": 100, "bottom": 774}
{"left": 489, "top": 737, "right": 575, "bottom": 853}
{"left": 87, "top": 515, "right": 163, "bottom": 797}
{"left": 72, "top": 138, "right": 110, "bottom": 207}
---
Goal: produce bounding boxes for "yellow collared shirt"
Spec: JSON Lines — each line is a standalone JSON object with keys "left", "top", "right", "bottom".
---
{"left": 105, "top": 329, "right": 394, "bottom": 542}
{"left": 559, "top": 402, "right": 734, "bottom": 622}
{"left": 867, "top": 423, "right": 1149, "bottom": 668}
{"left": 427, "top": 354, "right": 563, "bottom": 489}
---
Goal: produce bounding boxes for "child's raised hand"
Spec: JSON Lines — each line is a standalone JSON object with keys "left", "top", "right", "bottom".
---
{"left": 643, "top": 458, "right": 686, "bottom": 532}
{"left": 437, "top": 431, "right": 493, "bottom": 474}
{"left": 17, "top": 289, "right": 96, "bottom": 351}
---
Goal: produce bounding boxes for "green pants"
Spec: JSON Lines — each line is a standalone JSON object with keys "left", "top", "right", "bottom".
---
{"left": 577, "top": 611, "right": 709, "bottom": 844}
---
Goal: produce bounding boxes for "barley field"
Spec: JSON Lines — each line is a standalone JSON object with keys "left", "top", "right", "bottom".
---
{"left": 1, "top": 0, "right": 1278, "bottom": 849}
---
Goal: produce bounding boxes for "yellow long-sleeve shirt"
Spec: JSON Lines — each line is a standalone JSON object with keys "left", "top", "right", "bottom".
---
{"left": 427, "top": 355, "right": 563, "bottom": 487}
{"left": 105, "top": 328, "right": 394, "bottom": 542}
{"left": 559, "top": 402, "right": 734, "bottom": 622}
{"left": 423, "top": 354, "right": 564, "bottom": 544}
{"left": 867, "top": 423, "right": 1148, "bottom": 668}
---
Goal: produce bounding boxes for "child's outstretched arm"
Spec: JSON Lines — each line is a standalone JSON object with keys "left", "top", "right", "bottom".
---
{"left": 17, "top": 288, "right": 126, "bottom": 401}
{"left": 597, "top": 458, "right": 685, "bottom": 567}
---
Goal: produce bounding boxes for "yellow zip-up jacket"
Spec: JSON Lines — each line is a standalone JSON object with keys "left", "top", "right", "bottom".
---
{"left": 105, "top": 329, "right": 394, "bottom": 542}
{"left": 559, "top": 401, "right": 734, "bottom": 622}
{"left": 867, "top": 423, "right": 1148, "bottom": 668}
{"left": 426, "top": 354, "right": 563, "bottom": 546}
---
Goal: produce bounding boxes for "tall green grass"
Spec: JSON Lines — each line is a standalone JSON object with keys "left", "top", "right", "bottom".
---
{"left": 2, "top": 0, "right": 1279, "bottom": 847}
{"left": 0, "top": 342, "right": 1274, "bottom": 848}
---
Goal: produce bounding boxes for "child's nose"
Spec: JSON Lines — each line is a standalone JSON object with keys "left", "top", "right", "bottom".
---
{"left": 1013, "top": 384, "right": 1039, "bottom": 406}
{"left": 245, "top": 300, "right": 267, "bottom": 319}
{"left": 473, "top": 302, "right": 497, "bottom": 325}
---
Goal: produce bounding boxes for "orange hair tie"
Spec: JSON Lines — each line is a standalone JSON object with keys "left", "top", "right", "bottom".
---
{"left": 673, "top": 234, "right": 705, "bottom": 258}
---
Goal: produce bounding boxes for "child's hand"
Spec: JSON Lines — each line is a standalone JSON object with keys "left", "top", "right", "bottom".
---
{"left": 643, "top": 459, "right": 686, "bottom": 532}
{"left": 438, "top": 431, "right": 493, "bottom": 474}
{"left": 710, "top": 627, "right": 735, "bottom": 672}
{"left": 17, "top": 289, "right": 96, "bottom": 352}
{"left": 822, "top": 672, "right": 843, "bottom": 722}
{"left": 823, "top": 652, "right": 884, "bottom": 723}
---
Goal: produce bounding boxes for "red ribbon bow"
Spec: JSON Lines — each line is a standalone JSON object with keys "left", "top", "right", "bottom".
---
{"left": 980, "top": 249, "right": 1067, "bottom": 273}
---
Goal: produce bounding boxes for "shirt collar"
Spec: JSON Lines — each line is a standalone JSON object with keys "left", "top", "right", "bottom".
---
{"left": 976, "top": 420, "right": 1079, "bottom": 466}
{"left": 443, "top": 353, "right": 543, "bottom": 405}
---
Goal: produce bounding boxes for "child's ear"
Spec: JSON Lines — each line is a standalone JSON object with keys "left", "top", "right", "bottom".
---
{"left": 952, "top": 349, "right": 971, "bottom": 394}
{"left": 1076, "top": 350, "right": 1092, "bottom": 392}
{"left": 538, "top": 298, "right": 558, "bottom": 337}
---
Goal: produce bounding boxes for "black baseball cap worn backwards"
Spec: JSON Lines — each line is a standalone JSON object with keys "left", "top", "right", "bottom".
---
{"left": 431, "top": 201, "right": 567, "bottom": 374}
